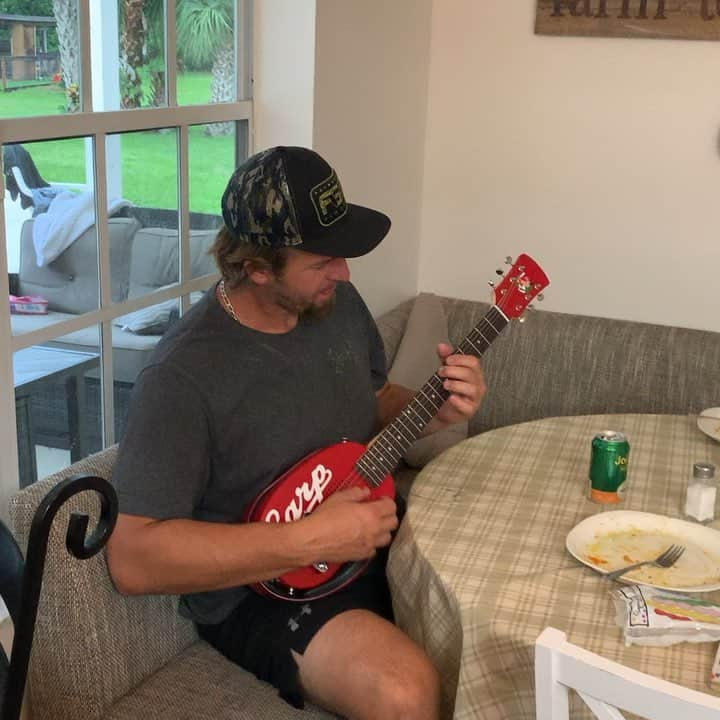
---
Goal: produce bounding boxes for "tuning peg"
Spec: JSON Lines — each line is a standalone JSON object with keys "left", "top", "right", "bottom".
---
{"left": 505, "top": 256, "right": 513, "bottom": 265}
{"left": 488, "top": 281, "right": 495, "bottom": 288}
{"left": 518, "top": 316, "right": 526, "bottom": 323}
{"left": 536, "top": 293, "right": 544, "bottom": 302}
{"left": 495, "top": 268, "right": 503, "bottom": 276}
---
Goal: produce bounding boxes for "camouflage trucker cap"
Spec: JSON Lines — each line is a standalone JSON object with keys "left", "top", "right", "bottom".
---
{"left": 220, "top": 146, "right": 391, "bottom": 258}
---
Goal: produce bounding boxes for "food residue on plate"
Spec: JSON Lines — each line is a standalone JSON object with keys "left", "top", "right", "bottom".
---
{"left": 583, "top": 527, "right": 720, "bottom": 588}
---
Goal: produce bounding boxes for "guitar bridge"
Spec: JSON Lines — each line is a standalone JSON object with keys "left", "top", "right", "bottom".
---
{"left": 313, "top": 562, "right": 329, "bottom": 573}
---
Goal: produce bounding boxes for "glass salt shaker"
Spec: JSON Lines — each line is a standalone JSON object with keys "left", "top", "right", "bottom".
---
{"left": 684, "top": 462, "right": 717, "bottom": 523}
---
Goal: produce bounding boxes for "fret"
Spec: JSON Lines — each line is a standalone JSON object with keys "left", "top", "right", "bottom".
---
{"left": 356, "top": 457, "right": 385, "bottom": 486}
{"left": 410, "top": 398, "right": 434, "bottom": 423}
{"left": 402, "top": 406, "right": 426, "bottom": 431}
{"left": 418, "top": 386, "right": 442, "bottom": 411}
{"left": 427, "top": 375, "right": 445, "bottom": 395}
{"left": 361, "top": 446, "right": 400, "bottom": 482}
{"left": 388, "top": 418, "right": 413, "bottom": 444}
{"left": 375, "top": 437, "right": 400, "bottom": 464}
{"left": 384, "top": 430, "right": 406, "bottom": 455}
{"left": 464, "top": 336, "right": 482, "bottom": 354}
{"left": 473, "top": 331, "right": 491, "bottom": 348}
{"left": 475, "top": 324, "right": 498, "bottom": 343}
{"left": 394, "top": 413, "right": 420, "bottom": 440}
{"left": 391, "top": 418, "right": 416, "bottom": 446}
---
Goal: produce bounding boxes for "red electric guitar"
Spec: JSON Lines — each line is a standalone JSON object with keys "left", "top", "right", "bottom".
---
{"left": 244, "top": 253, "right": 550, "bottom": 601}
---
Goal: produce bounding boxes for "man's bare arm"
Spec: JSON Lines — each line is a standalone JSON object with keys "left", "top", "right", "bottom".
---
{"left": 106, "top": 485, "right": 398, "bottom": 596}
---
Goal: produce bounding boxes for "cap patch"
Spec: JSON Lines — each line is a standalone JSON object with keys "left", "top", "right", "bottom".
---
{"left": 310, "top": 171, "right": 348, "bottom": 227}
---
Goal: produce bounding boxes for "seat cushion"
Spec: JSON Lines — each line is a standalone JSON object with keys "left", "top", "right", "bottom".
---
{"left": 9, "top": 448, "right": 199, "bottom": 720}
{"left": 10, "top": 310, "right": 160, "bottom": 383}
{"left": 128, "top": 227, "right": 218, "bottom": 297}
{"left": 106, "top": 641, "right": 338, "bottom": 720}
{"left": 18, "top": 217, "right": 141, "bottom": 313}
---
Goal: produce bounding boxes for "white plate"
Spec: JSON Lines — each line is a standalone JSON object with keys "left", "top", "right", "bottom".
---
{"left": 566, "top": 510, "right": 720, "bottom": 592}
{"left": 698, "top": 407, "right": 720, "bottom": 442}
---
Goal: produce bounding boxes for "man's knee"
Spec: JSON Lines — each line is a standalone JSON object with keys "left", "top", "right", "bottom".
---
{"left": 376, "top": 656, "right": 441, "bottom": 720}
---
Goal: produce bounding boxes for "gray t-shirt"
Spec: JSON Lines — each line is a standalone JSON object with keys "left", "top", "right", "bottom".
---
{"left": 112, "top": 281, "right": 387, "bottom": 624}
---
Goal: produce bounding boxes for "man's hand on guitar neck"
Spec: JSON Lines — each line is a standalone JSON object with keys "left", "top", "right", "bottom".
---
{"left": 376, "top": 343, "right": 486, "bottom": 434}
{"left": 433, "top": 342, "right": 486, "bottom": 428}
{"left": 296, "top": 486, "right": 398, "bottom": 563}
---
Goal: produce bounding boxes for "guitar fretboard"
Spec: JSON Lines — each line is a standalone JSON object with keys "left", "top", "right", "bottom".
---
{"left": 356, "top": 305, "right": 509, "bottom": 487}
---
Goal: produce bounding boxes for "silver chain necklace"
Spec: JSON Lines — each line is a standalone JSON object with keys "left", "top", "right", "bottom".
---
{"left": 218, "top": 280, "right": 240, "bottom": 323}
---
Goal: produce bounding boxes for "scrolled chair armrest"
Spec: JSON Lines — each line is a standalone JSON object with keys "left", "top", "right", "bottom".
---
{"left": 2, "top": 474, "right": 118, "bottom": 720}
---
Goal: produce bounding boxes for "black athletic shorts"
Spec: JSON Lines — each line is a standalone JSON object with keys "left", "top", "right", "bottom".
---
{"left": 197, "top": 551, "right": 394, "bottom": 709}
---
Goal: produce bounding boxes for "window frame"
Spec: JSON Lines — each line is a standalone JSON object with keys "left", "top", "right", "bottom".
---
{"left": 0, "top": 0, "right": 253, "bottom": 511}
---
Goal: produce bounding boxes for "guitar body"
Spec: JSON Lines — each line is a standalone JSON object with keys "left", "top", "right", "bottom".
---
{"left": 243, "top": 440, "right": 395, "bottom": 601}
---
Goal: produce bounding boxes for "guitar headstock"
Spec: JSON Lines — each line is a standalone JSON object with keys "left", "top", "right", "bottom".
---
{"left": 492, "top": 253, "right": 550, "bottom": 320}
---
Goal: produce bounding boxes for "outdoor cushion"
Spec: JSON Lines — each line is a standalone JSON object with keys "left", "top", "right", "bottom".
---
{"left": 17, "top": 217, "right": 141, "bottom": 313}
{"left": 128, "top": 227, "right": 218, "bottom": 297}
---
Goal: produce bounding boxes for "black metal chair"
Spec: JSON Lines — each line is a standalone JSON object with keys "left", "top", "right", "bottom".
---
{"left": 0, "top": 475, "right": 117, "bottom": 720}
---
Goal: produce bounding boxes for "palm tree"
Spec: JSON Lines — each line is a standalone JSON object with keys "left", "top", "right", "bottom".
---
{"left": 51, "top": 0, "right": 80, "bottom": 112}
{"left": 177, "top": 0, "right": 234, "bottom": 136}
{"left": 121, "top": 0, "right": 146, "bottom": 108}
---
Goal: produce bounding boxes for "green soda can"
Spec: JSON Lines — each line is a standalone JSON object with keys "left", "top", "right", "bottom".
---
{"left": 589, "top": 431, "right": 630, "bottom": 504}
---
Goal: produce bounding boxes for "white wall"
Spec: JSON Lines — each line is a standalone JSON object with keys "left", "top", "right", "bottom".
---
{"left": 313, "top": 0, "right": 433, "bottom": 316}
{"left": 252, "top": 0, "right": 317, "bottom": 150}
{"left": 419, "top": 0, "right": 720, "bottom": 331}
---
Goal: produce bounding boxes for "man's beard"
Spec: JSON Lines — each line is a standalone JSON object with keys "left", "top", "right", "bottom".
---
{"left": 273, "top": 287, "right": 337, "bottom": 322}
{"left": 300, "top": 296, "right": 336, "bottom": 321}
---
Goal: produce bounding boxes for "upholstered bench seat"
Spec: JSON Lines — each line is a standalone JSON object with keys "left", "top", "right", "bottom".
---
{"left": 106, "top": 642, "right": 334, "bottom": 720}
{"left": 10, "top": 447, "right": 338, "bottom": 720}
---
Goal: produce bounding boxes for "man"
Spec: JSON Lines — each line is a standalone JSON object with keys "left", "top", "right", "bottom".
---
{"left": 107, "top": 146, "right": 486, "bottom": 720}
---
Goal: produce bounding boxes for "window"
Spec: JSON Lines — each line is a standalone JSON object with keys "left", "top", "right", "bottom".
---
{"left": 1, "top": 1, "right": 252, "bottom": 491}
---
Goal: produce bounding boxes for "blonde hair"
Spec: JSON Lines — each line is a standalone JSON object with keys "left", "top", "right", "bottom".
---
{"left": 210, "top": 226, "right": 289, "bottom": 289}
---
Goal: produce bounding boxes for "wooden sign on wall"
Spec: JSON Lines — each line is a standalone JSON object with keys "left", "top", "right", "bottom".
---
{"left": 536, "top": 1, "right": 720, "bottom": 41}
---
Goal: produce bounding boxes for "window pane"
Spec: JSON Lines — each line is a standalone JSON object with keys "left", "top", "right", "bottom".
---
{"left": 107, "top": 128, "right": 180, "bottom": 298}
{"left": 7, "top": 138, "right": 98, "bottom": 338}
{"left": 110, "top": 129, "right": 179, "bottom": 212}
{"left": 176, "top": 0, "right": 236, "bottom": 107}
{"left": 187, "top": 120, "right": 247, "bottom": 278}
{"left": 117, "top": 0, "right": 167, "bottom": 109}
{"left": 14, "top": 329, "right": 101, "bottom": 486}
{"left": 0, "top": 0, "right": 81, "bottom": 118}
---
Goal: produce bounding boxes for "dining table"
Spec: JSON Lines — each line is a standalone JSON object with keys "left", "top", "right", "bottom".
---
{"left": 386, "top": 413, "right": 720, "bottom": 720}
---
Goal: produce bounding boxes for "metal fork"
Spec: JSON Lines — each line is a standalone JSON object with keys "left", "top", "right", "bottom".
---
{"left": 604, "top": 544, "right": 685, "bottom": 582}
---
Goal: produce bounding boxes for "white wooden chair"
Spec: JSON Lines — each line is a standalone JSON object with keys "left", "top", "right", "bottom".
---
{"left": 535, "top": 627, "right": 720, "bottom": 720}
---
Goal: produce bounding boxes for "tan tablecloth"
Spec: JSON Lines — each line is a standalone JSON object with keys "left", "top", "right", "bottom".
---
{"left": 387, "top": 414, "right": 720, "bottom": 719}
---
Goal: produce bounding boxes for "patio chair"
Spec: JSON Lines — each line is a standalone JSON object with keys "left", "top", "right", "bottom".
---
{"left": 534, "top": 627, "right": 720, "bottom": 720}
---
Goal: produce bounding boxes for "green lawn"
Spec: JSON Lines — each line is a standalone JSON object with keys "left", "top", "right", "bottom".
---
{"left": 0, "top": 73, "right": 235, "bottom": 214}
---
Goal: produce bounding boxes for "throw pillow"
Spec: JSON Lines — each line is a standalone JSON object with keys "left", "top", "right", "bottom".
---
{"left": 388, "top": 292, "right": 468, "bottom": 468}
{"left": 114, "top": 288, "right": 203, "bottom": 335}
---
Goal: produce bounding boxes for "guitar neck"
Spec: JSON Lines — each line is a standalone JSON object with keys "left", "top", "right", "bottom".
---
{"left": 356, "top": 305, "right": 509, "bottom": 486}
